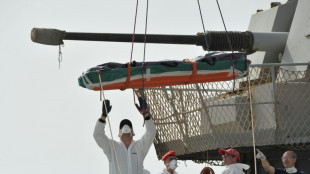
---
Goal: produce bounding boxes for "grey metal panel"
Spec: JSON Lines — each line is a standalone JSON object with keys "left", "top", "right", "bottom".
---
{"left": 281, "top": 0, "right": 310, "bottom": 70}
{"left": 199, "top": 82, "right": 310, "bottom": 148}
{"left": 247, "top": 1, "right": 298, "bottom": 64}
{"left": 276, "top": 83, "right": 310, "bottom": 139}
{"left": 252, "top": 83, "right": 277, "bottom": 129}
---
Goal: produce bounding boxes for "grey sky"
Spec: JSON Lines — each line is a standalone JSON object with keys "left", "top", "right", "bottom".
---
{"left": 0, "top": 0, "right": 271, "bottom": 173}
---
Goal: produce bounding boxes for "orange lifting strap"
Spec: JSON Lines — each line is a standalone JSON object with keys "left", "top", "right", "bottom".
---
{"left": 184, "top": 59, "right": 198, "bottom": 84}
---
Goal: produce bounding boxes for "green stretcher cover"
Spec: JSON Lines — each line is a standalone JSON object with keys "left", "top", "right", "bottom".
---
{"left": 78, "top": 52, "right": 248, "bottom": 91}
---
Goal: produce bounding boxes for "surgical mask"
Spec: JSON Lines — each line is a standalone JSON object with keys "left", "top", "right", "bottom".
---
{"left": 120, "top": 125, "right": 132, "bottom": 136}
{"left": 166, "top": 159, "right": 178, "bottom": 170}
{"left": 286, "top": 167, "right": 297, "bottom": 174}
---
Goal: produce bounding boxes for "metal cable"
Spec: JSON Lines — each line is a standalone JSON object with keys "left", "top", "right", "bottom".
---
{"left": 196, "top": 0, "right": 210, "bottom": 52}
{"left": 215, "top": 0, "right": 236, "bottom": 91}
{"left": 130, "top": 0, "right": 139, "bottom": 63}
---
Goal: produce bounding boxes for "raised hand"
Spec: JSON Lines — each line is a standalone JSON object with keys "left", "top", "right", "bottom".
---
{"left": 135, "top": 97, "right": 148, "bottom": 116}
{"left": 256, "top": 149, "right": 266, "bottom": 160}
{"left": 102, "top": 99, "right": 112, "bottom": 117}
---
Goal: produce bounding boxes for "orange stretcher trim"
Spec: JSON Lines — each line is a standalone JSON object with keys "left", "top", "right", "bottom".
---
{"left": 92, "top": 71, "right": 236, "bottom": 91}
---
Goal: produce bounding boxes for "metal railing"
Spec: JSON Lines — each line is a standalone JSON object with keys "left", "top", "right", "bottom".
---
{"left": 135, "top": 63, "right": 310, "bottom": 162}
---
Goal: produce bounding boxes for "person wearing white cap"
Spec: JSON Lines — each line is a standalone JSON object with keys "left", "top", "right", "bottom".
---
{"left": 256, "top": 149, "right": 305, "bottom": 174}
{"left": 218, "top": 148, "right": 250, "bottom": 174}
{"left": 93, "top": 97, "right": 156, "bottom": 174}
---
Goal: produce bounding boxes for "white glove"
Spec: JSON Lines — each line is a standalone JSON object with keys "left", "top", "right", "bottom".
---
{"left": 256, "top": 149, "right": 266, "bottom": 160}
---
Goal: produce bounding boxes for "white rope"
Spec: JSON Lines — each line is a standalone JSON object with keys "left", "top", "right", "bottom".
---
{"left": 58, "top": 44, "right": 63, "bottom": 69}
{"left": 247, "top": 69, "right": 257, "bottom": 174}
{"left": 97, "top": 70, "right": 103, "bottom": 101}
{"left": 98, "top": 71, "right": 122, "bottom": 174}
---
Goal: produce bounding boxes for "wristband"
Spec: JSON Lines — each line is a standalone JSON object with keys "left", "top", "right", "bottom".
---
{"left": 101, "top": 114, "right": 107, "bottom": 118}
{"left": 99, "top": 118, "right": 106, "bottom": 123}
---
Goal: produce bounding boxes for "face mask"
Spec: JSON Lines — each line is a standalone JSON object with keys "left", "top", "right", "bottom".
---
{"left": 166, "top": 159, "right": 178, "bottom": 170}
{"left": 120, "top": 125, "right": 132, "bottom": 136}
{"left": 286, "top": 167, "right": 297, "bottom": 174}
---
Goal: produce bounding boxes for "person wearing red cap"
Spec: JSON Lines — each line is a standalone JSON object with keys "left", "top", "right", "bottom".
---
{"left": 93, "top": 98, "right": 156, "bottom": 174}
{"left": 218, "top": 148, "right": 250, "bottom": 174}
{"left": 158, "top": 151, "right": 179, "bottom": 174}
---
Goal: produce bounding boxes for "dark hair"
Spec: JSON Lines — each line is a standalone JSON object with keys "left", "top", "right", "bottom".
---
{"left": 119, "top": 119, "right": 133, "bottom": 130}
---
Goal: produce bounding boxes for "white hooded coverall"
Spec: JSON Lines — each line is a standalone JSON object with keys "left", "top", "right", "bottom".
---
{"left": 94, "top": 119, "right": 156, "bottom": 174}
{"left": 158, "top": 168, "right": 178, "bottom": 174}
{"left": 222, "top": 163, "right": 250, "bottom": 174}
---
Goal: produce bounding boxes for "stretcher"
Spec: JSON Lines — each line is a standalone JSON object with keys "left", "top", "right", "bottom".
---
{"left": 78, "top": 52, "right": 248, "bottom": 91}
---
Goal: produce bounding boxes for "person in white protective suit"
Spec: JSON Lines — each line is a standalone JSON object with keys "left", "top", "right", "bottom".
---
{"left": 158, "top": 151, "right": 179, "bottom": 174}
{"left": 93, "top": 97, "right": 156, "bottom": 174}
{"left": 218, "top": 148, "right": 250, "bottom": 174}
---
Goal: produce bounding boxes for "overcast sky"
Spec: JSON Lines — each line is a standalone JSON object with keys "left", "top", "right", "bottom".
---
{"left": 0, "top": 0, "right": 272, "bottom": 173}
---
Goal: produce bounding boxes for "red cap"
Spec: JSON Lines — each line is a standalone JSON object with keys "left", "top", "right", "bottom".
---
{"left": 218, "top": 148, "right": 240, "bottom": 160}
{"left": 162, "top": 151, "right": 176, "bottom": 161}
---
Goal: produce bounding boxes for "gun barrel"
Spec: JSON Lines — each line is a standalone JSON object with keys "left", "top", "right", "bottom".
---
{"left": 65, "top": 32, "right": 203, "bottom": 45}
{"left": 31, "top": 28, "right": 287, "bottom": 52}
